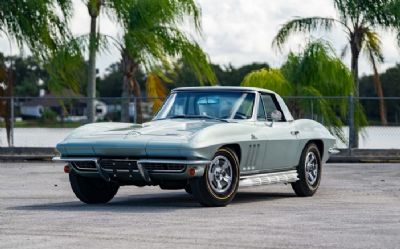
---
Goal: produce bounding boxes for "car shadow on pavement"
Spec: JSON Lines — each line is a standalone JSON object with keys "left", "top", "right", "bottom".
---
{"left": 234, "top": 191, "right": 296, "bottom": 205}
{"left": 8, "top": 191, "right": 296, "bottom": 212}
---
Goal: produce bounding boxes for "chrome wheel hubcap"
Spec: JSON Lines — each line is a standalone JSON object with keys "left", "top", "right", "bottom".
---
{"left": 305, "top": 152, "right": 318, "bottom": 185}
{"left": 208, "top": 155, "right": 233, "bottom": 194}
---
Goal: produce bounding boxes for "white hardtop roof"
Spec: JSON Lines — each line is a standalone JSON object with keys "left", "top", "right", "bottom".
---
{"left": 173, "top": 86, "right": 277, "bottom": 95}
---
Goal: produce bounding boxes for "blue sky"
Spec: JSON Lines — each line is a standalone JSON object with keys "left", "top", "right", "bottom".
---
{"left": 1, "top": 0, "right": 399, "bottom": 77}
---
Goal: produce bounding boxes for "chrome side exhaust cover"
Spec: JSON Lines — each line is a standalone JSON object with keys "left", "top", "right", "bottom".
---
{"left": 239, "top": 170, "right": 299, "bottom": 188}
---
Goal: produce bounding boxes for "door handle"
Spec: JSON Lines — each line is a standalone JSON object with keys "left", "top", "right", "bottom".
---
{"left": 291, "top": 131, "right": 300, "bottom": 135}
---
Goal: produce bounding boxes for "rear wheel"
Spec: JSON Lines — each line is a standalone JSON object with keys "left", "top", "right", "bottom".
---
{"left": 69, "top": 171, "right": 119, "bottom": 204}
{"left": 291, "top": 143, "right": 322, "bottom": 197}
{"left": 190, "top": 147, "right": 239, "bottom": 207}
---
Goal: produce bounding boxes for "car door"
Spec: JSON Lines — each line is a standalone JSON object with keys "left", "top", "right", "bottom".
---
{"left": 259, "top": 93, "right": 300, "bottom": 171}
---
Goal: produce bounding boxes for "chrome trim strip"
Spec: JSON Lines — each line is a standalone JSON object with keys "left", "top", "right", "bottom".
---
{"left": 137, "top": 159, "right": 210, "bottom": 165}
{"left": 94, "top": 159, "right": 111, "bottom": 182}
{"left": 102, "top": 169, "right": 138, "bottom": 173}
{"left": 53, "top": 157, "right": 98, "bottom": 162}
{"left": 53, "top": 157, "right": 210, "bottom": 166}
{"left": 239, "top": 170, "right": 299, "bottom": 188}
{"left": 328, "top": 148, "right": 340, "bottom": 154}
{"left": 137, "top": 162, "right": 152, "bottom": 183}
{"left": 71, "top": 162, "right": 97, "bottom": 171}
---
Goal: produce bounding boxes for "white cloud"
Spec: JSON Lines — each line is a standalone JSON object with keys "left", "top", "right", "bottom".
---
{"left": 196, "top": 0, "right": 399, "bottom": 75}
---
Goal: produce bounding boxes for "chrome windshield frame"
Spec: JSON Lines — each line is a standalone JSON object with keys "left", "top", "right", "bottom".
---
{"left": 153, "top": 90, "right": 259, "bottom": 122}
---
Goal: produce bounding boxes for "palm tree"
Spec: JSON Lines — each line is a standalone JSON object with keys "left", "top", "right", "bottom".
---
{"left": 272, "top": 0, "right": 400, "bottom": 147}
{"left": 242, "top": 40, "right": 367, "bottom": 142}
{"left": 363, "top": 31, "right": 387, "bottom": 125}
{"left": 115, "top": 0, "right": 216, "bottom": 123}
{"left": 85, "top": 0, "right": 103, "bottom": 123}
{"left": 0, "top": 0, "right": 73, "bottom": 145}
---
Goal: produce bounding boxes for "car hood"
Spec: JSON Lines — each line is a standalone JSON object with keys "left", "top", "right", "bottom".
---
{"left": 65, "top": 119, "right": 219, "bottom": 140}
{"left": 56, "top": 119, "right": 223, "bottom": 157}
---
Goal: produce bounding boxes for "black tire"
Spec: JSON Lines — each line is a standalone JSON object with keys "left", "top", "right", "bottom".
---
{"left": 184, "top": 184, "right": 192, "bottom": 195}
{"left": 69, "top": 171, "right": 119, "bottom": 204}
{"left": 190, "top": 147, "right": 240, "bottom": 207}
{"left": 291, "top": 143, "right": 322, "bottom": 197}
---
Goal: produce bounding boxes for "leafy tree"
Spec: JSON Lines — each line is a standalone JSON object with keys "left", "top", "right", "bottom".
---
{"left": 169, "top": 60, "right": 269, "bottom": 88}
{"left": 113, "top": 0, "right": 216, "bottom": 123}
{"left": 98, "top": 62, "right": 146, "bottom": 98}
{"left": 0, "top": 0, "right": 73, "bottom": 145}
{"left": 0, "top": 55, "right": 48, "bottom": 97}
{"left": 272, "top": 0, "right": 400, "bottom": 147}
{"left": 360, "top": 64, "right": 400, "bottom": 124}
{"left": 44, "top": 42, "right": 86, "bottom": 95}
{"left": 242, "top": 40, "right": 367, "bottom": 142}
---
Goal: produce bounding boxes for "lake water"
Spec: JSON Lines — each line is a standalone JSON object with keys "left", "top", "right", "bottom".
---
{"left": 0, "top": 127, "right": 399, "bottom": 149}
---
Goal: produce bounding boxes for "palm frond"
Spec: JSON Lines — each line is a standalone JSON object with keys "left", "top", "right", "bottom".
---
{"left": 241, "top": 68, "right": 292, "bottom": 96}
{"left": 45, "top": 40, "right": 84, "bottom": 94}
{"left": 364, "top": 30, "right": 384, "bottom": 63}
{"left": 272, "top": 17, "right": 337, "bottom": 50}
{"left": 340, "top": 44, "right": 349, "bottom": 59}
{"left": 123, "top": 23, "right": 215, "bottom": 85}
{"left": 0, "top": 0, "right": 73, "bottom": 57}
{"left": 109, "top": 0, "right": 201, "bottom": 33}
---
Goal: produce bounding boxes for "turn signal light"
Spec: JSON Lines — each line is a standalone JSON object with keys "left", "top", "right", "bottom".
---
{"left": 64, "top": 165, "right": 71, "bottom": 174}
{"left": 188, "top": 167, "right": 196, "bottom": 177}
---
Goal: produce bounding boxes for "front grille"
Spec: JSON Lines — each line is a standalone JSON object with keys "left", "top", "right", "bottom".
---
{"left": 100, "top": 160, "right": 138, "bottom": 171}
{"left": 72, "top": 161, "right": 96, "bottom": 171}
{"left": 72, "top": 159, "right": 187, "bottom": 173}
{"left": 142, "top": 163, "right": 186, "bottom": 172}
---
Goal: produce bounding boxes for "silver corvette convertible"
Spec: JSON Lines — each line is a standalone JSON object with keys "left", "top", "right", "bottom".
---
{"left": 54, "top": 87, "right": 336, "bottom": 207}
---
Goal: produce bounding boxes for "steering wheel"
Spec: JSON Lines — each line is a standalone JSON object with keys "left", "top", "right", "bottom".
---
{"left": 233, "top": 112, "right": 248, "bottom": 120}
{"left": 220, "top": 112, "right": 248, "bottom": 120}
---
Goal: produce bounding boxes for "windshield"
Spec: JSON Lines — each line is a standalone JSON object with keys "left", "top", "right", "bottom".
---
{"left": 154, "top": 91, "right": 255, "bottom": 121}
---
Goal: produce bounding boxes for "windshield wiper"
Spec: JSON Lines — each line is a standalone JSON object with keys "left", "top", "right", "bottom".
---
{"left": 169, "top": 115, "right": 229, "bottom": 123}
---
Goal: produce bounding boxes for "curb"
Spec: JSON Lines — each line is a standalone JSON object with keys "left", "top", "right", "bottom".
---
{"left": 327, "top": 149, "right": 400, "bottom": 163}
{"left": 1, "top": 148, "right": 400, "bottom": 163}
{"left": 0, "top": 147, "right": 58, "bottom": 161}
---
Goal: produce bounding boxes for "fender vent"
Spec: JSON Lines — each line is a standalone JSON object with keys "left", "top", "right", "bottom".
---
{"left": 244, "top": 144, "right": 260, "bottom": 169}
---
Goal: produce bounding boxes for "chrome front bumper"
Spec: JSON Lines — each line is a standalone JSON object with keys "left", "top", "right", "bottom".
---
{"left": 53, "top": 157, "right": 210, "bottom": 183}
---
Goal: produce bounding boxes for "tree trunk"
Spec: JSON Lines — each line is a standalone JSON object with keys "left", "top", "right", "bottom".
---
{"left": 0, "top": 62, "right": 13, "bottom": 146}
{"left": 132, "top": 78, "right": 143, "bottom": 124}
{"left": 121, "top": 50, "right": 141, "bottom": 123}
{"left": 5, "top": 67, "right": 13, "bottom": 146}
{"left": 121, "top": 70, "right": 131, "bottom": 122}
{"left": 86, "top": 0, "right": 102, "bottom": 123}
{"left": 369, "top": 51, "right": 387, "bottom": 126}
{"left": 349, "top": 35, "right": 361, "bottom": 149}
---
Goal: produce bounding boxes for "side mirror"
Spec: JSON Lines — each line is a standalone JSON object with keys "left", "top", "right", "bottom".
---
{"left": 271, "top": 110, "right": 282, "bottom": 122}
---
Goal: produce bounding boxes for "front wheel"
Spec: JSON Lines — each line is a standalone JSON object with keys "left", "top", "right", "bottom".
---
{"left": 189, "top": 147, "right": 240, "bottom": 207}
{"left": 291, "top": 143, "right": 322, "bottom": 197}
{"left": 69, "top": 171, "right": 119, "bottom": 204}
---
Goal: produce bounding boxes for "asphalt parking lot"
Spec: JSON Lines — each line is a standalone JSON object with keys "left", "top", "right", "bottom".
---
{"left": 0, "top": 162, "right": 399, "bottom": 249}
